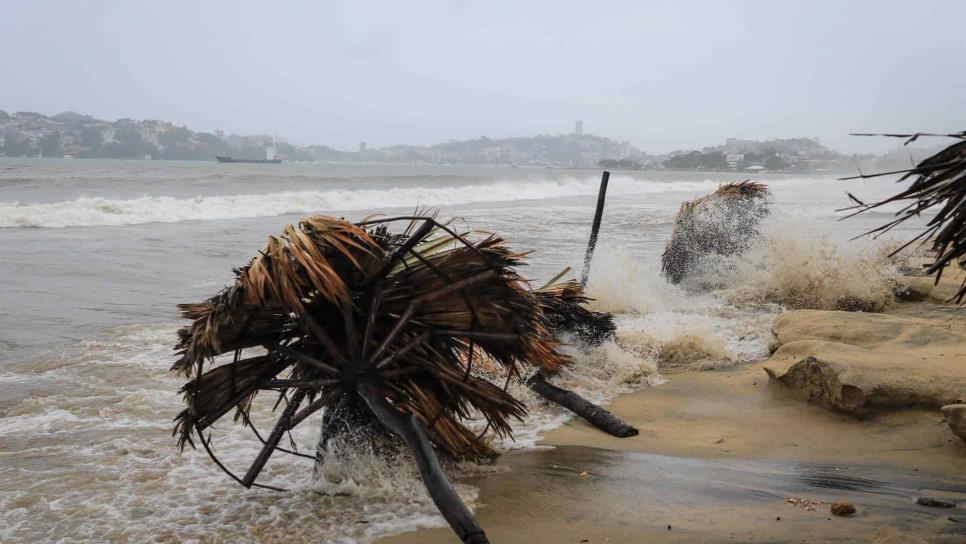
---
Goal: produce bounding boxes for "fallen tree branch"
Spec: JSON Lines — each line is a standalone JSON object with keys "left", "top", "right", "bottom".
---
{"left": 527, "top": 372, "right": 638, "bottom": 438}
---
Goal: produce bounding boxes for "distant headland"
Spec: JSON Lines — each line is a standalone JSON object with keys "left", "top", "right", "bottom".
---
{"left": 0, "top": 110, "right": 932, "bottom": 173}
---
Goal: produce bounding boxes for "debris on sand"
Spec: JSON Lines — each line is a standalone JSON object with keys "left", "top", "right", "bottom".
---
{"left": 785, "top": 497, "right": 826, "bottom": 511}
{"left": 915, "top": 496, "right": 956, "bottom": 508}
{"left": 831, "top": 501, "right": 857, "bottom": 516}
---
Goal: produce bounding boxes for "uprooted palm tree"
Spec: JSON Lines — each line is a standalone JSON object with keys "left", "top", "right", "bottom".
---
{"left": 173, "top": 214, "right": 569, "bottom": 544}
{"left": 843, "top": 131, "right": 966, "bottom": 301}
{"left": 661, "top": 180, "right": 770, "bottom": 284}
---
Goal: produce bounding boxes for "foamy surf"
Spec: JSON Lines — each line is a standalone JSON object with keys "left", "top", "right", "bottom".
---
{"left": 0, "top": 230, "right": 907, "bottom": 543}
{"left": 0, "top": 316, "right": 664, "bottom": 543}
{"left": 1, "top": 162, "right": 921, "bottom": 543}
{"left": 0, "top": 325, "right": 458, "bottom": 544}
{"left": 0, "top": 176, "right": 727, "bottom": 228}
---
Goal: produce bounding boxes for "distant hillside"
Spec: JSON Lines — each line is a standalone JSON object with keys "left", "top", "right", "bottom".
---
{"left": 0, "top": 110, "right": 342, "bottom": 161}
{"left": 4, "top": 110, "right": 887, "bottom": 172}
{"left": 0, "top": 110, "right": 644, "bottom": 166}
{"left": 664, "top": 136, "right": 875, "bottom": 174}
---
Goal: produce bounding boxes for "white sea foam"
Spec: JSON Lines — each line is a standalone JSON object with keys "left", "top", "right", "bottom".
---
{"left": 0, "top": 176, "right": 724, "bottom": 228}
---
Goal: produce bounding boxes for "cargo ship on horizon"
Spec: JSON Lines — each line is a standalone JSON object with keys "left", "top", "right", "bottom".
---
{"left": 215, "top": 145, "right": 281, "bottom": 164}
{"left": 214, "top": 156, "right": 282, "bottom": 164}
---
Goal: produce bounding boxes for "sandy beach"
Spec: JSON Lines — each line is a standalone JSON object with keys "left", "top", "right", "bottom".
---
{"left": 382, "top": 273, "right": 966, "bottom": 544}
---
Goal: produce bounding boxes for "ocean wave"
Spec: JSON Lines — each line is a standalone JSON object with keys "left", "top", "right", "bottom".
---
{"left": 0, "top": 176, "right": 723, "bottom": 228}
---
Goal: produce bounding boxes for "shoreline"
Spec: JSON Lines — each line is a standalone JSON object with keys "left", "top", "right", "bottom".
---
{"left": 380, "top": 276, "right": 966, "bottom": 544}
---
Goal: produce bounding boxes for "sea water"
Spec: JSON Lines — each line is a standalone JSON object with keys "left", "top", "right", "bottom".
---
{"left": 0, "top": 158, "right": 921, "bottom": 542}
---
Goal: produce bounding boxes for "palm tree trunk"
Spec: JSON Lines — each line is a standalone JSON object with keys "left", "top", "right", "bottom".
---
{"left": 356, "top": 377, "right": 489, "bottom": 544}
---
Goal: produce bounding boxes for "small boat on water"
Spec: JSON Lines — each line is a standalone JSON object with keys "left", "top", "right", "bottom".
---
{"left": 215, "top": 145, "right": 281, "bottom": 164}
{"left": 215, "top": 156, "right": 282, "bottom": 164}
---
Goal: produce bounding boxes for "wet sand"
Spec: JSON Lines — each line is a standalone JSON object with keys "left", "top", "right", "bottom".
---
{"left": 383, "top": 364, "right": 965, "bottom": 543}
{"left": 545, "top": 363, "right": 965, "bottom": 473}
{"left": 382, "top": 287, "right": 966, "bottom": 543}
{"left": 384, "top": 444, "right": 965, "bottom": 543}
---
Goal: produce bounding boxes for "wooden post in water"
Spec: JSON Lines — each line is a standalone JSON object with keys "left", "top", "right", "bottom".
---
{"left": 580, "top": 171, "right": 610, "bottom": 287}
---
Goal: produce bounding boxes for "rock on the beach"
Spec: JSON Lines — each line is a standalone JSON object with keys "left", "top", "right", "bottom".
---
{"left": 942, "top": 404, "right": 966, "bottom": 442}
{"left": 871, "top": 527, "right": 930, "bottom": 544}
{"left": 831, "top": 501, "right": 856, "bottom": 516}
{"left": 763, "top": 310, "right": 966, "bottom": 415}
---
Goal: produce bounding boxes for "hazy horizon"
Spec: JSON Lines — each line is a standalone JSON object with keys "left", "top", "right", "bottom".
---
{"left": 2, "top": 0, "right": 964, "bottom": 154}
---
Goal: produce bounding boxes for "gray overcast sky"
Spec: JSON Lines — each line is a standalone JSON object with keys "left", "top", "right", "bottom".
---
{"left": 1, "top": 0, "right": 964, "bottom": 153}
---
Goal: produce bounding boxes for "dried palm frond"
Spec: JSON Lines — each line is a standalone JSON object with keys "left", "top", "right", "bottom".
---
{"left": 661, "top": 180, "right": 770, "bottom": 284}
{"left": 843, "top": 131, "right": 966, "bottom": 301}
{"left": 535, "top": 274, "right": 615, "bottom": 345}
{"left": 173, "top": 213, "right": 569, "bottom": 484}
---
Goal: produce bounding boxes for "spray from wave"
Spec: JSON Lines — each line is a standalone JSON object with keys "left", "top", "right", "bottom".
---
{"left": 687, "top": 226, "right": 902, "bottom": 312}
{"left": 0, "top": 176, "right": 725, "bottom": 228}
{"left": 582, "top": 244, "right": 772, "bottom": 370}
{"left": 579, "top": 223, "right": 904, "bottom": 375}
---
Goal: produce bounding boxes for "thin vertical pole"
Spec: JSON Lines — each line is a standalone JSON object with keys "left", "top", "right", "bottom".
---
{"left": 580, "top": 170, "right": 610, "bottom": 287}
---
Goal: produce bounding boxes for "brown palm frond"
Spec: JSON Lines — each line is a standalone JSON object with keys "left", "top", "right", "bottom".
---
{"left": 535, "top": 276, "right": 615, "bottom": 346}
{"left": 709, "top": 179, "right": 768, "bottom": 199}
{"left": 174, "top": 354, "right": 281, "bottom": 448}
{"left": 661, "top": 180, "right": 770, "bottom": 284}
{"left": 172, "top": 213, "right": 568, "bottom": 479}
{"left": 172, "top": 216, "right": 381, "bottom": 376}
{"left": 842, "top": 131, "right": 966, "bottom": 301}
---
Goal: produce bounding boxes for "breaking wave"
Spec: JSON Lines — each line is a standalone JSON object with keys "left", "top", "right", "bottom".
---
{"left": 0, "top": 176, "right": 724, "bottom": 228}
{"left": 687, "top": 226, "right": 903, "bottom": 312}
